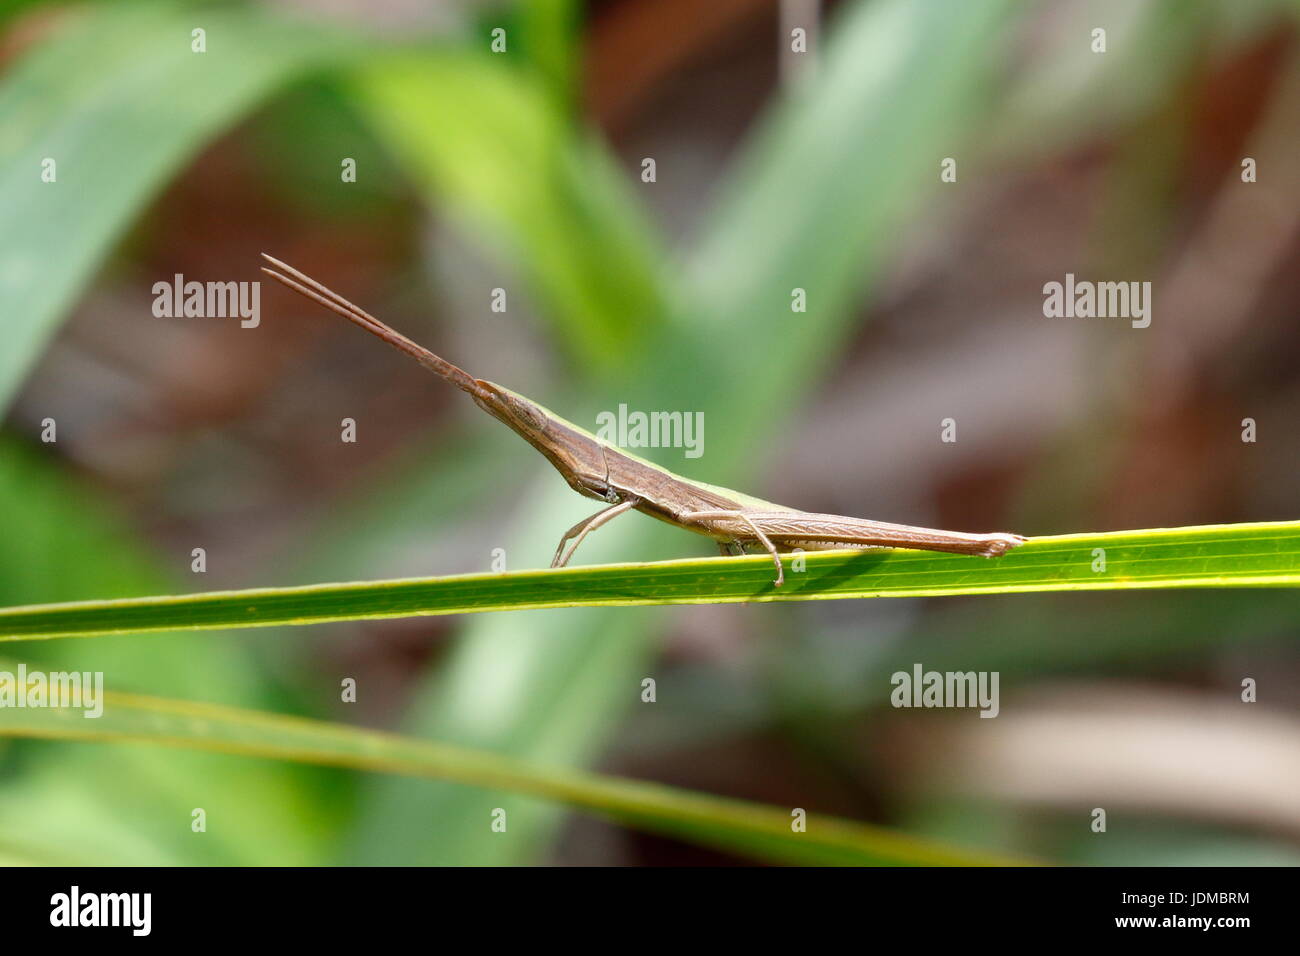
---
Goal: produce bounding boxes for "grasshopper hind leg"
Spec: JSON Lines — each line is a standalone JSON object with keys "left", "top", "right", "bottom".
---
{"left": 685, "top": 510, "right": 785, "bottom": 587}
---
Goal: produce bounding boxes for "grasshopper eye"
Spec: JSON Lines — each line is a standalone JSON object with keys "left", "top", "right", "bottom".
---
{"left": 512, "top": 396, "right": 547, "bottom": 431}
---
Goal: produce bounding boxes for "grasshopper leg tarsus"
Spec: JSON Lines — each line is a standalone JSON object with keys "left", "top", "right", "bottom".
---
{"left": 976, "top": 533, "right": 1026, "bottom": 558}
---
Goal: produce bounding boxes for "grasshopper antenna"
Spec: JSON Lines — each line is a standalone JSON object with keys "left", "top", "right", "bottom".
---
{"left": 260, "top": 253, "right": 484, "bottom": 397}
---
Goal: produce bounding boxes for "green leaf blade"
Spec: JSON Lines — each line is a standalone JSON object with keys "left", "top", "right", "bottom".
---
{"left": 2, "top": 521, "right": 1296, "bottom": 641}
{"left": 0, "top": 687, "right": 1025, "bottom": 866}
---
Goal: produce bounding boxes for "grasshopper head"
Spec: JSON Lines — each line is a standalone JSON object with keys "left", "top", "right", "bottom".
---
{"left": 472, "top": 382, "right": 615, "bottom": 503}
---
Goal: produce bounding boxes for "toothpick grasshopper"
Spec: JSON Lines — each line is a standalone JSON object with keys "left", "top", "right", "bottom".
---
{"left": 261, "top": 254, "right": 1025, "bottom": 586}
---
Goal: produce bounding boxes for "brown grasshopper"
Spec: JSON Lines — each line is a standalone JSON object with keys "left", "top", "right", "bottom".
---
{"left": 261, "top": 254, "right": 1025, "bottom": 586}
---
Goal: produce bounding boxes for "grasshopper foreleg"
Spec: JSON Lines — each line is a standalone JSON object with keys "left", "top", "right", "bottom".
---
{"left": 551, "top": 498, "right": 639, "bottom": 569}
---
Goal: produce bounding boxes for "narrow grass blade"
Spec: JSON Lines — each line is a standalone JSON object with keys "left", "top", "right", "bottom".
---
{"left": 1, "top": 522, "right": 1296, "bottom": 641}
{"left": 0, "top": 687, "right": 1023, "bottom": 866}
